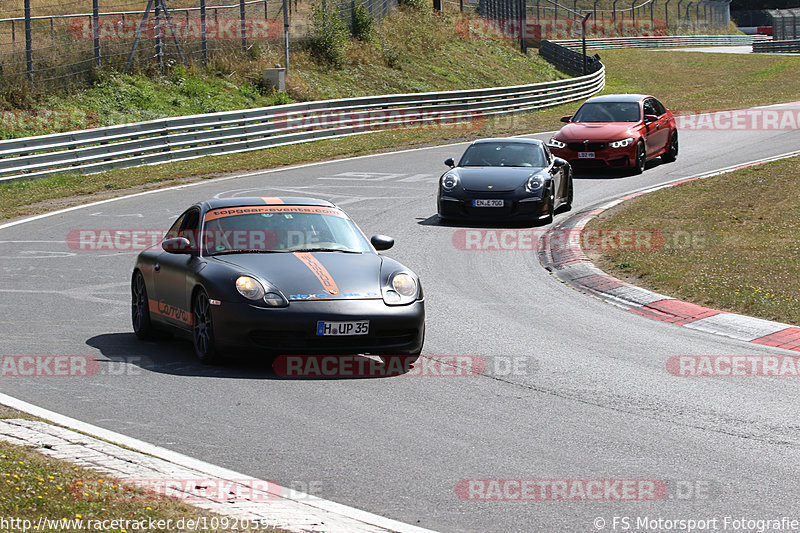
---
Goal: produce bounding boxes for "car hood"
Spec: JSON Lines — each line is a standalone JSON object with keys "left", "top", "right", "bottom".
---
{"left": 213, "top": 252, "right": 383, "bottom": 300}
{"left": 557, "top": 122, "right": 638, "bottom": 141}
{"left": 455, "top": 167, "right": 541, "bottom": 192}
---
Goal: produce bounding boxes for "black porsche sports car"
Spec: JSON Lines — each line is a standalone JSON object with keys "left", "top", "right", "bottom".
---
{"left": 131, "top": 197, "right": 424, "bottom": 364}
{"left": 437, "top": 138, "right": 573, "bottom": 223}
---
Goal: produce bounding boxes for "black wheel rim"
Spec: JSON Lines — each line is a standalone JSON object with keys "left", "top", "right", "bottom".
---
{"left": 671, "top": 135, "right": 678, "bottom": 155}
{"left": 638, "top": 145, "right": 646, "bottom": 170}
{"left": 193, "top": 292, "right": 212, "bottom": 356}
{"left": 131, "top": 274, "right": 146, "bottom": 332}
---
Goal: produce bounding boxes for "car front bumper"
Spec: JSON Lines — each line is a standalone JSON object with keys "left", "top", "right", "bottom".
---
{"left": 437, "top": 195, "right": 549, "bottom": 221}
{"left": 211, "top": 298, "right": 425, "bottom": 355}
{"left": 550, "top": 145, "right": 636, "bottom": 169}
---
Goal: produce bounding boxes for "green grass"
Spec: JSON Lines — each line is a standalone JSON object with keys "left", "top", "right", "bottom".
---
{"left": 586, "top": 156, "right": 800, "bottom": 325}
{"left": 0, "top": 440, "right": 289, "bottom": 532}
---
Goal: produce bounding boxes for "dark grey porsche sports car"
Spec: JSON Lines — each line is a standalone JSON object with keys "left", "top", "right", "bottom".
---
{"left": 131, "top": 197, "right": 424, "bottom": 364}
{"left": 437, "top": 138, "right": 573, "bottom": 223}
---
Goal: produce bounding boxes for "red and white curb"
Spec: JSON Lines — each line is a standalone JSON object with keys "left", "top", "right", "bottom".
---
{"left": 540, "top": 150, "right": 800, "bottom": 353}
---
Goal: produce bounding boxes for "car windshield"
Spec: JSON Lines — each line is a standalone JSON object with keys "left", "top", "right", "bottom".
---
{"left": 572, "top": 102, "right": 641, "bottom": 123}
{"left": 201, "top": 205, "right": 372, "bottom": 255}
{"left": 458, "top": 142, "right": 546, "bottom": 167}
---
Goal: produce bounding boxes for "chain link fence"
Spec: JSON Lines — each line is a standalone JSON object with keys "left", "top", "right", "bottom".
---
{"left": 0, "top": 0, "right": 395, "bottom": 88}
{"left": 769, "top": 8, "right": 800, "bottom": 40}
{"left": 471, "top": 0, "right": 733, "bottom": 45}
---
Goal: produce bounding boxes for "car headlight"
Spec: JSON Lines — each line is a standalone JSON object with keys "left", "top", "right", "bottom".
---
{"left": 383, "top": 272, "right": 418, "bottom": 305}
{"left": 441, "top": 172, "right": 458, "bottom": 191}
{"left": 610, "top": 137, "right": 634, "bottom": 149}
{"left": 526, "top": 173, "right": 546, "bottom": 194}
{"left": 236, "top": 276, "right": 265, "bottom": 300}
{"left": 547, "top": 137, "right": 566, "bottom": 149}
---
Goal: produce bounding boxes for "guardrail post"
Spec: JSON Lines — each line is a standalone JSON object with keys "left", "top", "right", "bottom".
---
{"left": 282, "top": 0, "right": 289, "bottom": 73}
{"left": 240, "top": 0, "right": 247, "bottom": 53}
{"left": 24, "top": 0, "right": 32, "bottom": 80}
{"left": 93, "top": 0, "right": 100, "bottom": 67}
{"left": 154, "top": 2, "right": 163, "bottom": 72}
{"left": 651, "top": 0, "right": 655, "bottom": 28}
{"left": 201, "top": 0, "right": 208, "bottom": 65}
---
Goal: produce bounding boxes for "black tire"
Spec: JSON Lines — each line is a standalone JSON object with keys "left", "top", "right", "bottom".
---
{"left": 541, "top": 185, "right": 555, "bottom": 224}
{"left": 131, "top": 271, "right": 156, "bottom": 340}
{"left": 662, "top": 131, "right": 679, "bottom": 163}
{"left": 563, "top": 170, "right": 574, "bottom": 211}
{"left": 192, "top": 289, "right": 223, "bottom": 364}
{"left": 632, "top": 141, "right": 646, "bottom": 175}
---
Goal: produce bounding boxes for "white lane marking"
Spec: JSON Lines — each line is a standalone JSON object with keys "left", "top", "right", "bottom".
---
{"left": 89, "top": 211, "right": 144, "bottom": 218}
{"left": 321, "top": 172, "right": 407, "bottom": 181}
{"left": 0, "top": 392, "right": 438, "bottom": 533}
{"left": 0, "top": 130, "right": 559, "bottom": 233}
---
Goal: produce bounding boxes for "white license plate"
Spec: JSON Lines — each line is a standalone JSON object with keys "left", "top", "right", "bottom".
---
{"left": 473, "top": 199, "right": 504, "bottom": 208}
{"left": 316, "top": 320, "right": 369, "bottom": 336}
{"left": 578, "top": 152, "right": 595, "bottom": 159}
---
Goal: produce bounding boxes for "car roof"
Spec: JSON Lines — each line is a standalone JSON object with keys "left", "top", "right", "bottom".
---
{"left": 201, "top": 197, "right": 337, "bottom": 210}
{"left": 584, "top": 94, "right": 651, "bottom": 103}
{"left": 470, "top": 138, "right": 544, "bottom": 145}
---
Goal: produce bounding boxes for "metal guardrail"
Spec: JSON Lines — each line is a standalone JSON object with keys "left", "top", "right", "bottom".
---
{"left": 552, "top": 35, "right": 770, "bottom": 51}
{"left": 753, "top": 39, "right": 800, "bottom": 53}
{"left": 0, "top": 65, "right": 605, "bottom": 182}
{"left": 540, "top": 40, "right": 602, "bottom": 75}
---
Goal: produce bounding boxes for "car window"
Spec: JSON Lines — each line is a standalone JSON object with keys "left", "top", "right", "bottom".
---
{"left": 458, "top": 142, "right": 546, "bottom": 167}
{"left": 165, "top": 210, "right": 189, "bottom": 240}
{"left": 651, "top": 98, "right": 667, "bottom": 116}
{"left": 201, "top": 206, "right": 373, "bottom": 255}
{"left": 643, "top": 100, "right": 657, "bottom": 117}
{"left": 572, "top": 102, "right": 641, "bottom": 122}
{"left": 179, "top": 209, "right": 201, "bottom": 247}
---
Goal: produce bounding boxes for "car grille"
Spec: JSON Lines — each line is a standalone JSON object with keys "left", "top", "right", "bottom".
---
{"left": 567, "top": 142, "right": 608, "bottom": 151}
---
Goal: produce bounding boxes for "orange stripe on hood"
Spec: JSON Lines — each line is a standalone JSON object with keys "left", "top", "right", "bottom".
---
{"left": 293, "top": 253, "right": 340, "bottom": 295}
{"left": 260, "top": 196, "right": 284, "bottom": 204}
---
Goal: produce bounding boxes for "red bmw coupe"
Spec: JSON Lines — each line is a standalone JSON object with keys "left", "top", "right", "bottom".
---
{"left": 547, "top": 94, "right": 678, "bottom": 174}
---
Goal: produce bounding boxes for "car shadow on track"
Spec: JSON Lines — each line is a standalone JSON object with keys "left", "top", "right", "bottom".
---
{"left": 86, "top": 333, "right": 411, "bottom": 381}
{"left": 572, "top": 159, "right": 665, "bottom": 179}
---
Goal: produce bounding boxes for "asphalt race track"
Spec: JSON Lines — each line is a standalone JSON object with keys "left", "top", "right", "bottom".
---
{"left": 2, "top": 106, "right": 800, "bottom": 532}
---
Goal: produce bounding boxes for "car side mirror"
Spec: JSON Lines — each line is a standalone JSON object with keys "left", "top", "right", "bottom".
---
{"left": 162, "top": 237, "right": 194, "bottom": 254}
{"left": 644, "top": 114, "right": 658, "bottom": 123}
{"left": 444, "top": 157, "right": 455, "bottom": 168}
{"left": 560, "top": 115, "right": 572, "bottom": 123}
{"left": 552, "top": 157, "right": 568, "bottom": 168}
{"left": 370, "top": 234, "right": 395, "bottom": 251}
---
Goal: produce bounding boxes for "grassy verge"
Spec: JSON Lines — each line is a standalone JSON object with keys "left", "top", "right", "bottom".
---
{"left": 4, "top": 47, "right": 800, "bottom": 221}
{"left": 0, "top": 440, "right": 289, "bottom": 532}
{"left": 1, "top": 7, "right": 562, "bottom": 137}
{"left": 586, "top": 156, "right": 800, "bottom": 326}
